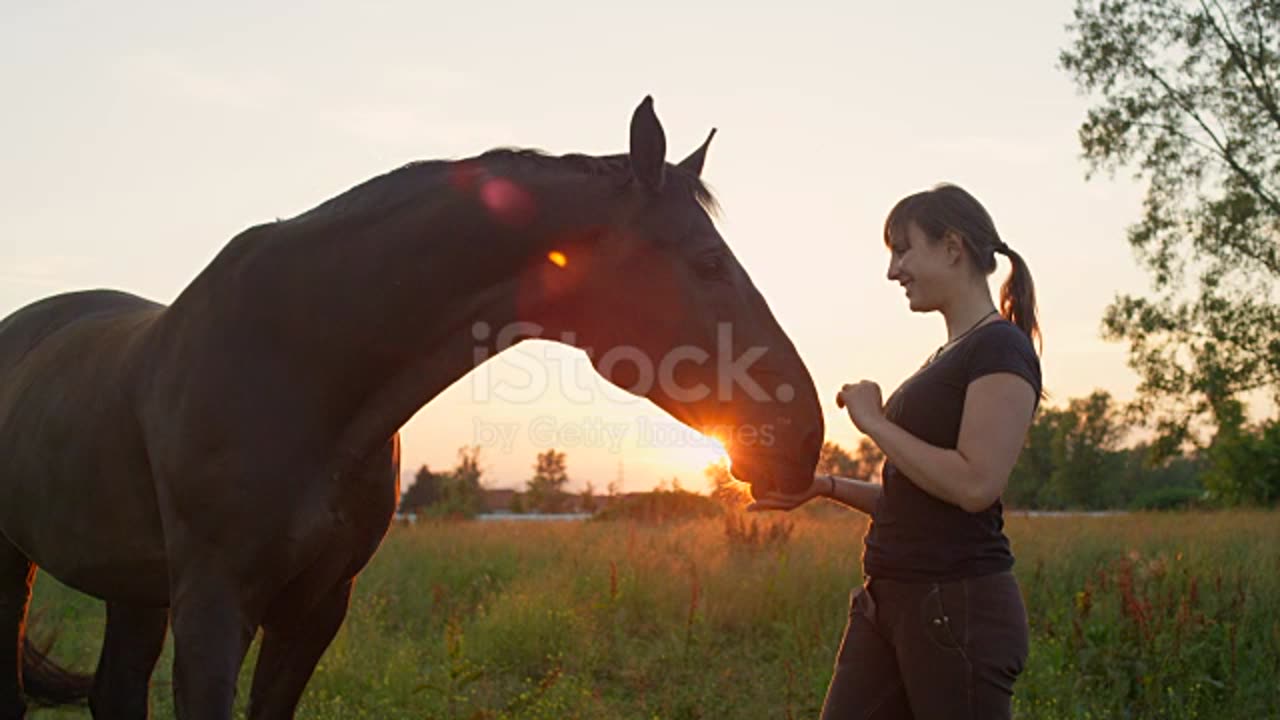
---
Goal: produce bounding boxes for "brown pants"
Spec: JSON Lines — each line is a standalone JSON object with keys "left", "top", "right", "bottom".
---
{"left": 820, "top": 571, "right": 1029, "bottom": 720}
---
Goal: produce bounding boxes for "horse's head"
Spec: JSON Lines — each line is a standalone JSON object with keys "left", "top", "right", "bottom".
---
{"left": 502, "top": 97, "right": 821, "bottom": 496}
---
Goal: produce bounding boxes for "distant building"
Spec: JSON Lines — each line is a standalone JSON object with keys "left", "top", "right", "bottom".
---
{"left": 482, "top": 488, "right": 518, "bottom": 513}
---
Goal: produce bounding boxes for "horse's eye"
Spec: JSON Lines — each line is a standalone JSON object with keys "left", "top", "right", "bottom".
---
{"left": 694, "top": 253, "right": 729, "bottom": 281}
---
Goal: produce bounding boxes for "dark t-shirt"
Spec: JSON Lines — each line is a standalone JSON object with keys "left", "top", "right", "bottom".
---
{"left": 862, "top": 320, "right": 1042, "bottom": 582}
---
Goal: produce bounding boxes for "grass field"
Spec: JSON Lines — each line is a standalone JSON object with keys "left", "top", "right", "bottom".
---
{"left": 28, "top": 510, "right": 1280, "bottom": 719}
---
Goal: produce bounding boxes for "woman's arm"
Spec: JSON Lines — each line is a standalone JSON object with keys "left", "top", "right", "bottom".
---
{"left": 746, "top": 473, "right": 881, "bottom": 515}
{"left": 825, "top": 474, "right": 882, "bottom": 514}
{"left": 843, "top": 373, "right": 1036, "bottom": 513}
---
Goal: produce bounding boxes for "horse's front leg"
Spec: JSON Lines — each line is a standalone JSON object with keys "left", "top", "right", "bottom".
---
{"left": 168, "top": 566, "right": 260, "bottom": 720}
{"left": 247, "top": 579, "right": 353, "bottom": 720}
{"left": 247, "top": 436, "right": 400, "bottom": 719}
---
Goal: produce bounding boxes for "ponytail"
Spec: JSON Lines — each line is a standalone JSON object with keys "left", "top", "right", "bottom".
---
{"left": 997, "top": 247, "right": 1041, "bottom": 354}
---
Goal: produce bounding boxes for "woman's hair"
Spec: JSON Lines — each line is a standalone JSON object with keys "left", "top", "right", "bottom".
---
{"left": 883, "top": 183, "right": 1041, "bottom": 353}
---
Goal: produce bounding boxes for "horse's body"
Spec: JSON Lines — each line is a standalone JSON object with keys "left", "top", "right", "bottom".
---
{"left": 0, "top": 290, "right": 170, "bottom": 605}
{"left": 0, "top": 98, "right": 822, "bottom": 718}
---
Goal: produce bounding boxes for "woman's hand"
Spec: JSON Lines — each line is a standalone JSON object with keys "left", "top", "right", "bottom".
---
{"left": 837, "top": 381, "right": 885, "bottom": 435}
{"left": 746, "top": 474, "right": 833, "bottom": 512}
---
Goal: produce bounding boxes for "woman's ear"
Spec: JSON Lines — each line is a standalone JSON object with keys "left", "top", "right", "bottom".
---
{"left": 942, "top": 230, "right": 967, "bottom": 266}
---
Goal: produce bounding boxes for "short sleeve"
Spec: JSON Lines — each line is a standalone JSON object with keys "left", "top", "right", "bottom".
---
{"left": 965, "top": 323, "right": 1041, "bottom": 404}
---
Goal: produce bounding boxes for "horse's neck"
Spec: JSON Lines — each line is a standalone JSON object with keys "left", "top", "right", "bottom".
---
{"left": 329, "top": 281, "right": 520, "bottom": 471}
{"left": 238, "top": 160, "right": 606, "bottom": 467}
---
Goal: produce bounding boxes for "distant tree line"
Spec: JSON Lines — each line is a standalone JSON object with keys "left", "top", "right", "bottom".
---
{"left": 1008, "top": 391, "right": 1277, "bottom": 510}
{"left": 399, "top": 446, "right": 597, "bottom": 518}
{"left": 400, "top": 385, "right": 1279, "bottom": 518}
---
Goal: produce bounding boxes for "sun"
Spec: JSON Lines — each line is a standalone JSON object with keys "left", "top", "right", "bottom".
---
{"left": 646, "top": 428, "right": 730, "bottom": 487}
{"left": 674, "top": 434, "right": 730, "bottom": 469}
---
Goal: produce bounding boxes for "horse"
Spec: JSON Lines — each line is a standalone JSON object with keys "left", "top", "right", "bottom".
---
{"left": 0, "top": 97, "right": 823, "bottom": 719}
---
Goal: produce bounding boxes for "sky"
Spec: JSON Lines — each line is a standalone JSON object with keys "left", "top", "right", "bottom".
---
{"left": 2, "top": 1, "right": 1157, "bottom": 494}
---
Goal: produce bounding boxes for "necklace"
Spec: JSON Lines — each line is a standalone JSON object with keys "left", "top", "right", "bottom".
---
{"left": 927, "top": 309, "right": 998, "bottom": 365}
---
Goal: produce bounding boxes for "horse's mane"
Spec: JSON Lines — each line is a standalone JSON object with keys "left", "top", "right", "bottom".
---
{"left": 479, "top": 148, "right": 719, "bottom": 215}
{"left": 287, "top": 147, "right": 718, "bottom": 227}
{"left": 479, "top": 148, "right": 630, "bottom": 177}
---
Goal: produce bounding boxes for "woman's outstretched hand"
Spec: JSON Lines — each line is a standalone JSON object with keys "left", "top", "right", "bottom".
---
{"left": 746, "top": 474, "right": 832, "bottom": 512}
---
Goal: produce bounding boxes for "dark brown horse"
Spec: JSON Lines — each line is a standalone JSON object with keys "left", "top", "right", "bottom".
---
{"left": 0, "top": 97, "right": 822, "bottom": 719}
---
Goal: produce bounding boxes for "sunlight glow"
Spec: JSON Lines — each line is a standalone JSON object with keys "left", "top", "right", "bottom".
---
{"left": 662, "top": 431, "right": 729, "bottom": 475}
{"left": 547, "top": 250, "right": 568, "bottom": 268}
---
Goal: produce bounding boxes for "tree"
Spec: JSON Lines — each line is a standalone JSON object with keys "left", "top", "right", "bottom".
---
{"left": 580, "top": 481, "right": 598, "bottom": 513}
{"left": 817, "top": 441, "right": 858, "bottom": 477}
{"left": 1006, "top": 407, "right": 1066, "bottom": 509}
{"left": 1201, "top": 398, "right": 1280, "bottom": 505}
{"left": 853, "top": 437, "right": 886, "bottom": 482}
{"left": 399, "top": 464, "right": 444, "bottom": 514}
{"left": 1043, "top": 392, "right": 1129, "bottom": 509}
{"left": 397, "top": 447, "right": 486, "bottom": 518}
{"left": 1007, "top": 391, "right": 1128, "bottom": 509}
{"left": 527, "top": 448, "right": 569, "bottom": 513}
{"left": 1061, "top": 0, "right": 1280, "bottom": 451}
{"left": 817, "top": 439, "right": 884, "bottom": 481}
{"left": 438, "top": 445, "right": 484, "bottom": 517}
{"left": 1117, "top": 443, "right": 1207, "bottom": 509}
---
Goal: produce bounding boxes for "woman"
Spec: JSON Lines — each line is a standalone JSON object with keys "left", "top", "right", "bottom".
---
{"left": 750, "top": 183, "right": 1042, "bottom": 719}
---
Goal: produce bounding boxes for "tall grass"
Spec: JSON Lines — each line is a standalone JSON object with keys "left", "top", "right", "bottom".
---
{"left": 29, "top": 510, "right": 1280, "bottom": 719}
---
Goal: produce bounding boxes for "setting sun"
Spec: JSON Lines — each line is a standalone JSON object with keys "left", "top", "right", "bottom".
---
{"left": 654, "top": 430, "right": 729, "bottom": 482}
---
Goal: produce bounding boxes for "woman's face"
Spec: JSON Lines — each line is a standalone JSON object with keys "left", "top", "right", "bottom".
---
{"left": 886, "top": 221, "right": 959, "bottom": 313}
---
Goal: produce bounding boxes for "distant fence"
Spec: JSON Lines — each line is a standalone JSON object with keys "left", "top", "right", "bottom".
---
{"left": 477, "top": 512, "right": 593, "bottom": 522}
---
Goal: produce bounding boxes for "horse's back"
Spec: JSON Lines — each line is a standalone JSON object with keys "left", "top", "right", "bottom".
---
{"left": 0, "top": 289, "right": 170, "bottom": 605}
{"left": 0, "top": 289, "right": 162, "bottom": 367}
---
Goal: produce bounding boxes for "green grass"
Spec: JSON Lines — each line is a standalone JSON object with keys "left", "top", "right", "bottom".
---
{"left": 28, "top": 510, "right": 1280, "bottom": 719}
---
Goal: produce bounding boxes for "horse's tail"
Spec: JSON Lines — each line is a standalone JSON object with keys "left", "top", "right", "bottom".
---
{"left": 21, "top": 635, "right": 92, "bottom": 707}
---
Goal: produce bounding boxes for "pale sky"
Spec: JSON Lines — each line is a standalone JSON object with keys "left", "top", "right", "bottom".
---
{"left": 2, "top": 1, "right": 1156, "bottom": 494}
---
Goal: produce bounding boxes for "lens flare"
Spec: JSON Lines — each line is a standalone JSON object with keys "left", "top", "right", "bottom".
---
{"left": 479, "top": 177, "right": 536, "bottom": 227}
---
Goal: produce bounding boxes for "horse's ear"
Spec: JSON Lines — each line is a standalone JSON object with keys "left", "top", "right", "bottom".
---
{"left": 677, "top": 128, "right": 717, "bottom": 177}
{"left": 629, "top": 96, "right": 666, "bottom": 193}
